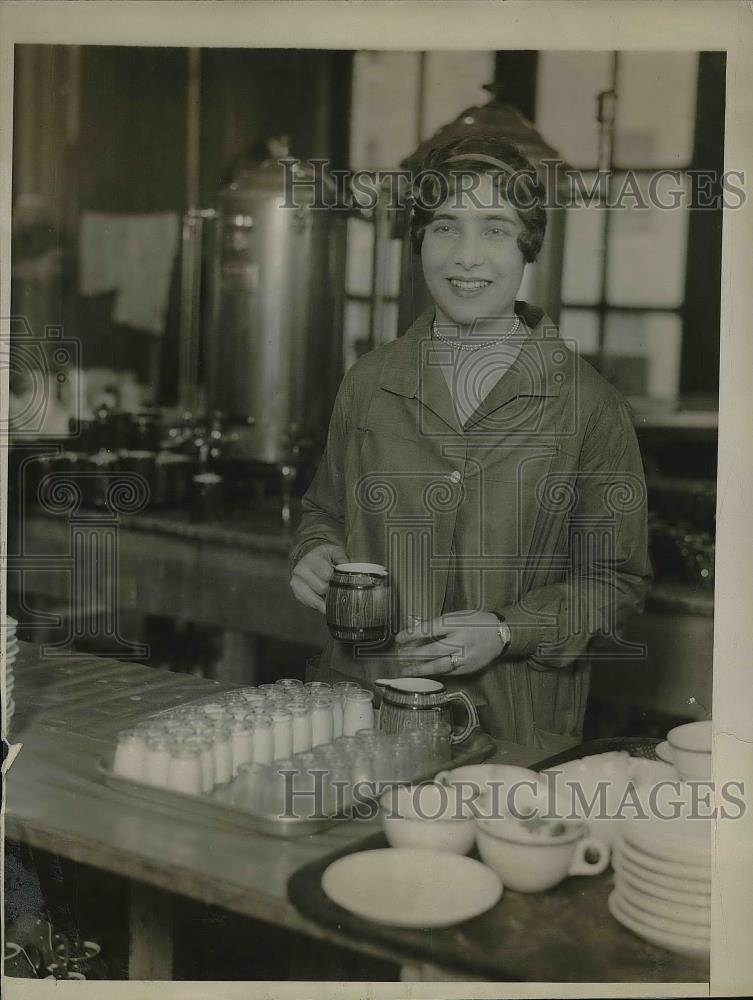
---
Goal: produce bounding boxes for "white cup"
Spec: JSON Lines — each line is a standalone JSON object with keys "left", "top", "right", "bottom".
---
{"left": 476, "top": 818, "right": 609, "bottom": 892}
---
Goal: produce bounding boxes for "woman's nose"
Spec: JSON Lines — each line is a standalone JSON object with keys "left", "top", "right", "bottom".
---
{"left": 454, "top": 234, "right": 484, "bottom": 268}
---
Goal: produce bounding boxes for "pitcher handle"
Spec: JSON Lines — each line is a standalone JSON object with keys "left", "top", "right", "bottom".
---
{"left": 445, "top": 690, "right": 479, "bottom": 744}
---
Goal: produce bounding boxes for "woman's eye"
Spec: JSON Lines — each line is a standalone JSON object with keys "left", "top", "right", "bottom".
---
{"left": 432, "top": 223, "right": 455, "bottom": 235}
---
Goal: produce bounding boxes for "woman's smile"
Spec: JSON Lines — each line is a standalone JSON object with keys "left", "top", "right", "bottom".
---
{"left": 421, "top": 175, "right": 526, "bottom": 333}
{"left": 447, "top": 277, "right": 494, "bottom": 296}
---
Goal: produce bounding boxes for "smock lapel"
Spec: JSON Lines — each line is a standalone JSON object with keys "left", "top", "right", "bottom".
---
{"left": 462, "top": 303, "right": 563, "bottom": 431}
{"left": 379, "top": 309, "right": 460, "bottom": 434}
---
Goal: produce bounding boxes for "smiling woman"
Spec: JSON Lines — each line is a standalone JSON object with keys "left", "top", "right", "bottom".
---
{"left": 290, "top": 135, "right": 651, "bottom": 750}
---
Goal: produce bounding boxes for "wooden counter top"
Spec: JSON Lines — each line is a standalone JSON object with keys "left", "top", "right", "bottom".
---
{"left": 4, "top": 643, "right": 544, "bottom": 976}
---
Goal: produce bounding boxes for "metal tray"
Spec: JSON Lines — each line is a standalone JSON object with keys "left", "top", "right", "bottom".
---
{"left": 98, "top": 730, "right": 497, "bottom": 838}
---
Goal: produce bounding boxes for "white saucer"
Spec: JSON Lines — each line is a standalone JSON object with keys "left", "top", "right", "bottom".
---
{"left": 322, "top": 849, "right": 503, "bottom": 928}
{"left": 613, "top": 847, "right": 711, "bottom": 897}
{"left": 611, "top": 886, "right": 709, "bottom": 940}
{"left": 618, "top": 839, "right": 711, "bottom": 882}
{"left": 608, "top": 891, "right": 710, "bottom": 959}
{"left": 615, "top": 860, "right": 711, "bottom": 907}
{"left": 655, "top": 741, "right": 674, "bottom": 764}
{"left": 622, "top": 818, "right": 711, "bottom": 867}
{"left": 615, "top": 876, "right": 710, "bottom": 927}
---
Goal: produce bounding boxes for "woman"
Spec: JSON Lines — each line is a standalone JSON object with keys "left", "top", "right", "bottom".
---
{"left": 290, "top": 136, "right": 651, "bottom": 750}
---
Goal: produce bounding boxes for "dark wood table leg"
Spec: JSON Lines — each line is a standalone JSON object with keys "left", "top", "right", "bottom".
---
{"left": 128, "top": 881, "right": 174, "bottom": 980}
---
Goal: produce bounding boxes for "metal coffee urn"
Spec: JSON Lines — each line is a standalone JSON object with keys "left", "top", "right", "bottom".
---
{"left": 179, "top": 137, "right": 347, "bottom": 524}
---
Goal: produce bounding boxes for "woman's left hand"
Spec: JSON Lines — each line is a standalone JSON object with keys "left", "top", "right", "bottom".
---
{"left": 395, "top": 610, "right": 504, "bottom": 677}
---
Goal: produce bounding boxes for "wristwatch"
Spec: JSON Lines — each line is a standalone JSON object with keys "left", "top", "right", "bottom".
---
{"left": 492, "top": 613, "right": 512, "bottom": 656}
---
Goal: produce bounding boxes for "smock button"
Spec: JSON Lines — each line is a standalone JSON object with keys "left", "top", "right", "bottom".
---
{"left": 448, "top": 470, "right": 462, "bottom": 484}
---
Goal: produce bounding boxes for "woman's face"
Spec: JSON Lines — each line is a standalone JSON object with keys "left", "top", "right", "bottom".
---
{"left": 420, "top": 172, "right": 527, "bottom": 332}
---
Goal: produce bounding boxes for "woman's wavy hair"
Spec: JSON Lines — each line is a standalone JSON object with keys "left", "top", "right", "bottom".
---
{"left": 409, "top": 135, "right": 547, "bottom": 263}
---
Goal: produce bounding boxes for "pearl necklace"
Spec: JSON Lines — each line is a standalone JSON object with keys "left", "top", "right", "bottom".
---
{"left": 432, "top": 316, "right": 521, "bottom": 352}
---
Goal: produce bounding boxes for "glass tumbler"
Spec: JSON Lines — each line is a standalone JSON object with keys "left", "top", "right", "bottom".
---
{"left": 311, "top": 695, "right": 335, "bottom": 747}
{"left": 271, "top": 709, "right": 294, "bottom": 760}
{"left": 143, "top": 735, "right": 174, "bottom": 788}
{"left": 343, "top": 689, "right": 375, "bottom": 736}
{"left": 210, "top": 724, "right": 233, "bottom": 785}
{"left": 113, "top": 730, "right": 147, "bottom": 782}
{"left": 393, "top": 731, "right": 431, "bottom": 782}
{"left": 426, "top": 720, "right": 452, "bottom": 765}
{"left": 166, "top": 745, "right": 203, "bottom": 796}
{"left": 289, "top": 703, "right": 313, "bottom": 754}
{"left": 184, "top": 734, "right": 215, "bottom": 792}
{"left": 230, "top": 719, "right": 255, "bottom": 774}
{"left": 275, "top": 677, "right": 304, "bottom": 690}
{"left": 331, "top": 692, "right": 344, "bottom": 739}
{"left": 234, "top": 761, "right": 272, "bottom": 811}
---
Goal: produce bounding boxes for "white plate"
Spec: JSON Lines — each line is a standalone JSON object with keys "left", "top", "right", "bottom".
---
{"left": 608, "top": 891, "right": 709, "bottom": 959}
{"left": 615, "top": 860, "right": 711, "bottom": 907}
{"left": 618, "top": 839, "right": 711, "bottom": 883}
{"left": 615, "top": 876, "right": 710, "bottom": 927}
{"left": 321, "top": 849, "right": 503, "bottom": 928}
{"left": 655, "top": 741, "right": 674, "bottom": 764}
{"left": 611, "top": 886, "right": 709, "bottom": 940}
{"left": 622, "top": 818, "right": 711, "bottom": 866}
{"left": 613, "top": 847, "right": 711, "bottom": 897}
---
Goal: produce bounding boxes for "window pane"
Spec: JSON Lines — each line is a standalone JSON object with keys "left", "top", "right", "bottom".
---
{"left": 614, "top": 53, "right": 698, "bottom": 167}
{"left": 559, "top": 308, "right": 600, "bottom": 356}
{"left": 606, "top": 173, "right": 689, "bottom": 308}
{"left": 381, "top": 302, "right": 399, "bottom": 344}
{"left": 561, "top": 179, "right": 605, "bottom": 305}
{"left": 350, "top": 52, "right": 421, "bottom": 169}
{"left": 422, "top": 52, "right": 496, "bottom": 141}
{"left": 536, "top": 52, "right": 613, "bottom": 168}
{"left": 343, "top": 300, "right": 371, "bottom": 371}
{"left": 345, "top": 217, "right": 374, "bottom": 297}
{"left": 604, "top": 310, "right": 682, "bottom": 402}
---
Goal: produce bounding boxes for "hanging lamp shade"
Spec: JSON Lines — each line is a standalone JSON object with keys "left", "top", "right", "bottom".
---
{"left": 401, "top": 82, "right": 569, "bottom": 188}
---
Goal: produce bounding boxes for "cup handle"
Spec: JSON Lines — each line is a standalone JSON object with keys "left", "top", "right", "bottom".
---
{"left": 568, "top": 836, "right": 610, "bottom": 877}
{"left": 446, "top": 691, "right": 480, "bottom": 744}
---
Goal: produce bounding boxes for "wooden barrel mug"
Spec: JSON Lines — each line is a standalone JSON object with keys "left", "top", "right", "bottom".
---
{"left": 326, "top": 563, "right": 390, "bottom": 644}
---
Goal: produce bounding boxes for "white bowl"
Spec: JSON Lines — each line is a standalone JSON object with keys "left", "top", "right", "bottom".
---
{"left": 628, "top": 758, "right": 679, "bottom": 786}
{"left": 380, "top": 782, "right": 477, "bottom": 855}
{"left": 667, "top": 721, "right": 712, "bottom": 780}
{"left": 668, "top": 720, "right": 712, "bottom": 753}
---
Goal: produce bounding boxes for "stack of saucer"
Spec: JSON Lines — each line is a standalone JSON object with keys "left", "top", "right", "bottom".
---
{"left": 610, "top": 811, "right": 711, "bottom": 958}
{"left": 3, "top": 615, "right": 18, "bottom": 725}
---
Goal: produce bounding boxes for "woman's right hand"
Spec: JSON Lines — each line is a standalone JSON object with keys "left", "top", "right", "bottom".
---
{"left": 290, "top": 543, "right": 347, "bottom": 614}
